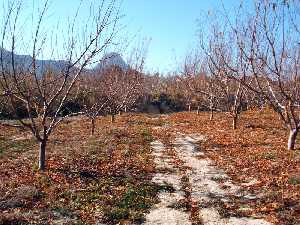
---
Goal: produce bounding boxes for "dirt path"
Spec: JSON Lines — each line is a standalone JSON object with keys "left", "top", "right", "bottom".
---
{"left": 144, "top": 140, "right": 191, "bottom": 225}
{"left": 144, "top": 133, "right": 272, "bottom": 225}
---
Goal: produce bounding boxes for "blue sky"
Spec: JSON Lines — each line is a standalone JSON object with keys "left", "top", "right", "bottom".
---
{"left": 0, "top": 0, "right": 248, "bottom": 73}
{"left": 122, "top": 0, "right": 243, "bottom": 73}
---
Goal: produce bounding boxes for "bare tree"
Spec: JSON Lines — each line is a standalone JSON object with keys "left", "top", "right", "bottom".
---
{"left": 0, "top": 0, "right": 121, "bottom": 170}
{"left": 245, "top": 0, "right": 300, "bottom": 150}
{"left": 203, "top": 0, "right": 300, "bottom": 148}
{"left": 79, "top": 74, "right": 108, "bottom": 135}
{"left": 206, "top": 43, "right": 247, "bottom": 129}
{"left": 181, "top": 53, "right": 201, "bottom": 113}
{"left": 183, "top": 43, "right": 247, "bottom": 129}
{"left": 101, "top": 64, "right": 144, "bottom": 122}
{"left": 119, "top": 69, "right": 144, "bottom": 114}
{"left": 119, "top": 42, "right": 148, "bottom": 114}
{"left": 194, "top": 73, "right": 221, "bottom": 120}
{"left": 181, "top": 53, "right": 225, "bottom": 119}
{"left": 228, "top": 0, "right": 300, "bottom": 149}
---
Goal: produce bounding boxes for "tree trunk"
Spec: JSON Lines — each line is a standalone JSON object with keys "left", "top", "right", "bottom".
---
{"left": 188, "top": 104, "right": 191, "bottom": 112}
{"left": 110, "top": 114, "right": 115, "bottom": 123}
{"left": 124, "top": 106, "right": 127, "bottom": 113}
{"left": 210, "top": 108, "right": 214, "bottom": 121}
{"left": 288, "top": 128, "right": 298, "bottom": 150}
{"left": 118, "top": 111, "right": 122, "bottom": 116}
{"left": 196, "top": 106, "right": 200, "bottom": 115}
{"left": 91, "top": 118, "right": 95, "bottom": 135}
{"left": 232, "top": 115, "right": 238, "bottom": 130}
{"left": 39, "top": 139, "right": 47, "bottom": 171}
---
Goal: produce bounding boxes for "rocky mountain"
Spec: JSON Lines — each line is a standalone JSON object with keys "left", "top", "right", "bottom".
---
{"left": 0, "top": 48, "right": 128, "bottom": 75}
{"left": 0, "top": 48, "right": 69, "bottom": 75}
{"left": 94, "top": 52, "right": 128, "bottom": 71}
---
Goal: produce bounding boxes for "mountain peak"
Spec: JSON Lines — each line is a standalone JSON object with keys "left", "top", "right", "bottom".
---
{"left": 0, "top": 48, "right": 128, "bottom": 74}
{"left": 95, "top": 52, "right": 128, "bottom": 71}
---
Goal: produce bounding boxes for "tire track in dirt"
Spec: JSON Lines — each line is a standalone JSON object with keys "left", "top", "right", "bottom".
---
{"left": 144, "top": 132, "right": 273, "bottom": 225}
{"left": 144, "top": 140, "right": 192, "bottom": 225}
{"left": 173, "top": 134, "right": 272, "bottom": 225}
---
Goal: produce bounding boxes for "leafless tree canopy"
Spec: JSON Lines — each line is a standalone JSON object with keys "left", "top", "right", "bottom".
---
{"left": 1, "top": 0, "right": 299, "bottom": 172}
{"left": 0, "top": 0, "right": 121, "bottom": 170}
{"left": 198, "top": 0, "right": 300, "bottom": 149}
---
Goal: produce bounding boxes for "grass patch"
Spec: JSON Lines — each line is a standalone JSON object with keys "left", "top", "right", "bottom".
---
{"left": 141, "top": 129, "right": 153, "bottom": 142}
{"left": 288, "top": 177, "right": 300, "bottom": 185}
{"left": 211, "top": 176, "right": 228, "bottom": 183}
{"left": 52, "top": 206, "right": 76, "bottom": 218}
{"left": 103, "top": 183, "right": 160, "bottom": 224}
{"left": 0, "top": 136, "right": 35, "bottom": 158}
{"left": 258, "top": 151, "right": 277, "bottom": 160}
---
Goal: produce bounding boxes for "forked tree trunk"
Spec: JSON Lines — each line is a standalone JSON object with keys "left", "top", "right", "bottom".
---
{"left": 39, "top": 139, "right": 47, "bottom": 171}
{"left": 288, "top": 128, "right": 298, "bottom": 150}
{"left": 91, "top": 118, "right": 95, "bottom": 135}
{"left": 110, "top": 114, "right": 115, "bottom": 123}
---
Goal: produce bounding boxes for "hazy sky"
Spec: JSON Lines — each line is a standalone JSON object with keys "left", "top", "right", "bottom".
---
{"left": 0, "top": 0, "right": 250, "bottom": 73}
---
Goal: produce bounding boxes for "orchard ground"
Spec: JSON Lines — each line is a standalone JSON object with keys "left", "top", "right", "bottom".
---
{"left": 0, "top": 110, "right": 299, "bottom": 225}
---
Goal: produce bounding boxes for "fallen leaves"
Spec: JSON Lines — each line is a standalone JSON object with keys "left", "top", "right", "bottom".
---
{"left": 0, "top": 111, "right": 299, "bottom": 224}
{"left": 0, "top": 114, "right": 160, "bottom": 224}
{"left": 162, "top": 110, "right": 299, "bottom": 225}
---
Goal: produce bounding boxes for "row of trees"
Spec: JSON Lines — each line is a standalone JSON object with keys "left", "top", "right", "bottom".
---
{"left": 198, "top": 0, "right": 300, "bottom": 150}
{"left": 0, "top": 0, "right": 152, "bottom": 171}
{"left": 0, "top": 0, "right": 123, "bottom": 170}
{"left": 0, "top": 0, "right": 299, "bottom": 171}
{"left": 155, "top": 0, "right": 299, "bottom": 151}
{"left": 79, "top": 66, "right": 145, "bottom": 135}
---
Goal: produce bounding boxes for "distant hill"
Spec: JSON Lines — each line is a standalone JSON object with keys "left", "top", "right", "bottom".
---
{"left": 94, "top": 52, "right": 128, "bottom": 72}
{"left": 0, "top": 48, "right": 128, "bottom": 75}
{"left": 0, "top": 48, "right": 69, "bottom": 75}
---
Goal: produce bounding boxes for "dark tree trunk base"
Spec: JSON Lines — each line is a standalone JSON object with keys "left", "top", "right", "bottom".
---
{"left": 39, "top": 140, "right": 47, "bottom": 171}
{"left": 91, "top": 118, "right": 95, "bottom": 135}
